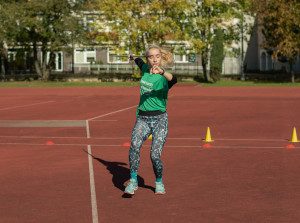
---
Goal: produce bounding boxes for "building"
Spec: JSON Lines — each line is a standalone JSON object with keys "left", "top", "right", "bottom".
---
{"left": 245, "top": 24, "right": 300, "bottom": 74}
{"left": 2, "top": 2, "right": 299, "bottom": 78}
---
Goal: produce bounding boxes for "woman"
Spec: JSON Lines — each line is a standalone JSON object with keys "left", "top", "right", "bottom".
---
{"left": 124, "top": 45, "right": 177, "bottom": 195}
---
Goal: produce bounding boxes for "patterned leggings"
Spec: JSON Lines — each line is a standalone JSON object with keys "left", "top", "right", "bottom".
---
{"left": 129, "top": 113, "right": 168, "bottom": 179}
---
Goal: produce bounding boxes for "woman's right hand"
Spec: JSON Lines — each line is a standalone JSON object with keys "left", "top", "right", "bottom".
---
{"left": 128, "top": 54, "right": 135, "bottom": 61}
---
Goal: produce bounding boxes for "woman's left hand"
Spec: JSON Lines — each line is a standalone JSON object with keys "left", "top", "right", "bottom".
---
{"left": 150, "top": 65, "right": 163, "bottom": 75}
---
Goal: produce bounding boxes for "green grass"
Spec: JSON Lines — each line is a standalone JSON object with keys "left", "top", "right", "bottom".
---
{"left": 199, "top": 80, "right": 300, "bottom": 87}
{"left": 0, "top": 79, "right": 299, "bottom": 87}
{"left": 0, "top": 81, "right": 139, "bottom": 87}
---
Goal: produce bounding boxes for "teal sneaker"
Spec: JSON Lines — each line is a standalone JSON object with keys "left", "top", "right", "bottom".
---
{"left": 124, "top": 179, "right": 138, "bottom": 195}
{"left": 155, "top": 181, "right": 166, "bottom": 195}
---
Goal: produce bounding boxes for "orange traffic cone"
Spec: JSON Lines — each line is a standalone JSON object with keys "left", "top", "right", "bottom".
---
{"left": 285, "top": 144, "right": 295, "bottom": 149}
{"left": 122, "top": 142, "right": 131, "bottom": 147}
{"left": 45, "top": 141, "right": 54, "bottom": 146}
{"left": 202, "top": 143, "right": 212, "bottom": 148}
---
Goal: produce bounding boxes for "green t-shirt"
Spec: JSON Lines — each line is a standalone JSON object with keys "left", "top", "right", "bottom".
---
{"left": 136, "top": 63, "right": 169, "bottom": 115}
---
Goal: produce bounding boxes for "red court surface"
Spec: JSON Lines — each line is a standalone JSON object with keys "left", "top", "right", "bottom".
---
{"left": 0, "top": 85, "right": 300, "bottom": 223}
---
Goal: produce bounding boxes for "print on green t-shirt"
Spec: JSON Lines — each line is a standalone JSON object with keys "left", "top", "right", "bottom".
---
{"left": 136, "top": 63, "right": 169, "bottom": 115}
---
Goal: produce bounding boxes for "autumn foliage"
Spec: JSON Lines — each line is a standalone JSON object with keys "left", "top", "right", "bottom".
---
{"left": 252, "top": 0, "right": 300, "bottom": 82}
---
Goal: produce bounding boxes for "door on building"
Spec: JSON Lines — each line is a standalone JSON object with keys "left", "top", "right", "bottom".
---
{"left": 46, "top": 52, "right": 63, "bottom": 71}
{"left": 53, "top": 52, "right": 63, "bottom": 71}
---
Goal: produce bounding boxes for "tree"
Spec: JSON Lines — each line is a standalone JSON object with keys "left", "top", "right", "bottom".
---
{"left": 0, "top": 0, "right": 90, "bottom": 80}
{"left": 210, "top": 28, "right": 224, "bottom": 82}
{"left": 0, "top": 40, "right": 6, "bottom": 80}
{"left": 253, "top": 0, "right": 300, "bottom": 83}
{"left": 95, "top": 0, "right": 189, "bottom": 55}
{"left": 0, "top": 0, "right": 15, "bottom": 78}
{"left": 185, "top": 0, "right": 253, "bottom": 82}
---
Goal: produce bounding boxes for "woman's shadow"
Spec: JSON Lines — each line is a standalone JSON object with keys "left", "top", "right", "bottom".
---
{"left": 84, "top": 150, "right": 155, "bottom": 198}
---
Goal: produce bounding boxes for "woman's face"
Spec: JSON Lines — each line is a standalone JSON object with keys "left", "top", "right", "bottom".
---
{"left": 146, "top": 48, "right": 161, "bottom": 68}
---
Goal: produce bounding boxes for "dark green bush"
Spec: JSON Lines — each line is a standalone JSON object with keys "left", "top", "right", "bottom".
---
{"left": 210, "top": 29, "right": 224, "bottom": 82}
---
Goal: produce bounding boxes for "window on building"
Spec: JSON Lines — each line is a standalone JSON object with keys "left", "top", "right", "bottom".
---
{"left": 8, "top": 50, "right": 17, "bottom": 62}
{"left": 262, "top": 32, "right": 265, "bottom": 43}
{"left": 84, "top": 15, "right": 96, "bottom": 32}
{"left": 108, "top": 48, "right": 129, "bottom": 63}
{"left": 174, "top": 53, "right": 188, "bottom": 63}
{"left": 46, "top": 52, "right": 63, "bottom": 71}
{"left": 75, "top": 48, "right": 96, "bottom": 64}
{"left": 267, "top": 54, "right": 273, "bottom": 71}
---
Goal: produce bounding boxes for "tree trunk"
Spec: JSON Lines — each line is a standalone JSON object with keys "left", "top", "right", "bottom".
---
{"left": 42, "top": 52, "right": 49, "bottom": 81}
{"left": 289, "top": 61, "right": 295, "bottom": 83}
{"left": 202, "top": 58, "right": 208, "bottom": 82}
{"left": 42, "top": 51, "right": 54, "bottom": 81}
{"left": 34, "top": 59, "right": 42, "bottom": 78}
{"left": 0, "top": 42, "right": 6, "bottom": 80}
{"left": 42, "top": 68, "right": 50, "bottom": 81}
{"left": 33, "top": 42, "right": 42, "bottom": 78}
{"left": 201, "top": 49, "right": 210, "bottom": 82}
{"left": 0, "top": 54, "right": 6, "bottom": 81}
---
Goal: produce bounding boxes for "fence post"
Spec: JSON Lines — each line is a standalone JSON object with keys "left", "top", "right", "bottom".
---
{"left": 175, "top": 63, "right": 176, "bottom": 75}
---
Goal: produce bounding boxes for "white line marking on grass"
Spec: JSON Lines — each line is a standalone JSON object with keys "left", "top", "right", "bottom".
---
{"left": 87, "top": 145, "right": 99, "bottom": 223}
{"left": 87, "top": 105, "right": 137, "bottom": 121}
{"left": 0, "top": 101, "right": 55, "bottom": 111}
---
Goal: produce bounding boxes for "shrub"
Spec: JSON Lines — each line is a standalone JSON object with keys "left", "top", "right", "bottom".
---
{"left": 210, "top": 29, "right": 224, "bottom": 82}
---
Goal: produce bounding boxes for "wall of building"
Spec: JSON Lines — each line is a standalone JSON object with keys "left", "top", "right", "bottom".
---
{"left": 244, "top": 26, "right": 259, "bottom": 71}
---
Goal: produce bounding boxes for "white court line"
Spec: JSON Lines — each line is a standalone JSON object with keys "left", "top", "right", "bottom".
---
{"left": 0, "top": 120, "right": 86, "bottom": 127}
{"left": 87, "top": 145, "right": 99, "bottom": 223}
{"left": 168, "top": 138, "right": 285, "bottom": 142}
{"left": 84, "top": 120, "right": 117, "bottom": 139}
{"left": 215, "top": 138, "right": 284, "bottom": 142}
{"left": 0, "top": 135, "right": 289, "bottom": 142}
{"left": 0, "top": 101, "right": 55, "bottom": 111}
{"left": 0, "top": 142, "right": 294, "bottom": 149}
{"left": 85, "top": 104, "right": 137, "bottom": 139}
{"left": 90, "top": 120, "right": 117, "bottom": 122}
{"left": 213, "top": 146, "right": 285, "bottom": 149}
{"left": 86, "top": 120, "right": 91, "bottom": 138}
{"left": 0, "top": 135, "right": 129, "bottom": 139}
{"left": 87, "top": 105, "right": 137, "bottom": 121}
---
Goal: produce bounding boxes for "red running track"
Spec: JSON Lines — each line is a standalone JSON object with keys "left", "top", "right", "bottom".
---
{"left": 0, "top": 85, "right": 300, "bottom": 223}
